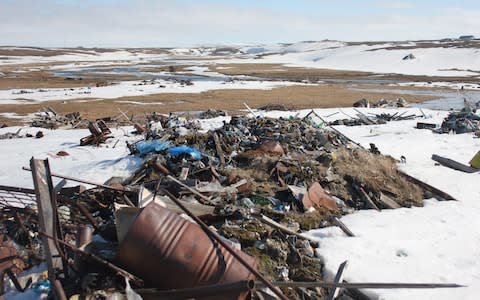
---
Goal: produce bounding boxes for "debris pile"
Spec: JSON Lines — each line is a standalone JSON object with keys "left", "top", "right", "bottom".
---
{"left": 352, "top": 97, "right": 409, "bottom": 109}
{"left": 0, "top": 111, "right": 460, "bottom": 300}
{"left": 80, "top": 120, "right": 113, "bottom": 146}
{"left": 0, "top": 128, "right": 44, "bottom": 140}
{"left": 437, "top": 109, "right": 480, "bottom": 134}
{"left": 31, "top": 107, "right": 81, "bottom": 129}
{"left": 332, "top": 107, "right": 418, "bottom": 126}
{"left": 373, "top": 97, "right": 409, "bottom": 108}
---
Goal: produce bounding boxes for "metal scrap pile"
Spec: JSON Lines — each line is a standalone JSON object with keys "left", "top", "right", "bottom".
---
{"left": 0, "top": 111, "right": 458, "bottom": 300}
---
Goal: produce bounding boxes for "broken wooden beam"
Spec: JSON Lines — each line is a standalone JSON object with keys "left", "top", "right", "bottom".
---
{"left": 378, "top": 193, "right": 401, "bottom": 209}
{"left": 213, "top": 132, "right": 226, "bottom": 167}
{"left": 359, "top": 187, "right": 380, "bottom": 211}
{"left": 326, "top": 260, "right": 349, "bottom": 300}
{"left": 332, "top": 217, "right": 355, "bottom": 237}
{"left": 30, "top": 158, "right": 66, "bottom": 300}
{"left": 432, "top": 154, "right": 479, "bottom": 173}
{"left": 398, "top": 171, "right": 457, "bottom": 201}
{"left": 253, "top": 214, "right": 319, "bottom": 243}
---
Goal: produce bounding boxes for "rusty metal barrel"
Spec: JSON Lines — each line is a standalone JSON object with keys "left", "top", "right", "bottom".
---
{"left": 116, "top": 201, "right": 257, "bottom": 300}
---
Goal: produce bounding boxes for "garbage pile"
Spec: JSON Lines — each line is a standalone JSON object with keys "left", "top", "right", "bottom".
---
{"left": 30, "top": 107, "right": 81, "bottom": 129}
{"left": 1, "top": 111, "right": 454, "bottom": 300}
{"left": 331, "top": 108, "right": 419, "bottom": 126}
{"left": 352, "top": 97, "right": 409, "bottom": 108}
{"left": 437, "top": 107, "right": 480, "bottom": 134}
{"left": 0, "top": 128, "right": 44, "bottom": 140}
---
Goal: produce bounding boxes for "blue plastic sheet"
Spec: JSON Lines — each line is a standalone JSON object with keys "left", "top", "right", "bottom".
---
{"left": 168, "top": 146, "right": 202, "bottom": 160}
{"left": 136, "top": 140, "right": 170, "bottom": 155}
{"left": 32, "top": 279, "right": 51, "bottom": 294}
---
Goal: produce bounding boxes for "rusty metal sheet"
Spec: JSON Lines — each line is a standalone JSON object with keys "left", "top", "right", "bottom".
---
{"left": 302, "top": 182, "right": 338, "bottom": 211}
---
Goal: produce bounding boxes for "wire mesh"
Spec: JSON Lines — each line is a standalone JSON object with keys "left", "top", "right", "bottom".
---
{"left": 0, "top": 185, "right": 37, "bottom": 209}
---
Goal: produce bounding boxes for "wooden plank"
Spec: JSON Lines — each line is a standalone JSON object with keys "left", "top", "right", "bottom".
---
{"left": 166, "top": 175, "right": 214, "bottom": 205}
{"left": 254, "top": 214, "right": 319, "bottom": 243}
{"left": 398, "top": 170, "right": 457, "bottom": 201}
{"left": 137, "top": 186, "right": 215, "bottom": 217}
{"left": 432, "top": 154, "right": 479, "bottom": 173}
{"left": 378, "top": 193, "right": 401, "bottom": 209}
{"left": 47, "top": 106, "right": 58, "bottom": 116}
{"left": 332, "top": 217, "right": 355, "bottom": 237}
{"left": 327, "top": 260, "right": 349, "bottom": 300}
{"left": 359, "top": 187, "right": 380, "bottom": 211}
{"left": 212, "top": 132, "right": 225, "bottom": 167}
{"left": 30, "top": 158, "right": 65, "bottom": 299}
{"left": 243, "top": 102, "right": 257, "bottom": 117}
{"left": 353, "top": 108, "right": 376, "bottom": 125}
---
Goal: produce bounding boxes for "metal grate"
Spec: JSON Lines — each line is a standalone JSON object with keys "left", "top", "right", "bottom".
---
{"left": 0, "top": 185, "right": 37, "bottom": 209}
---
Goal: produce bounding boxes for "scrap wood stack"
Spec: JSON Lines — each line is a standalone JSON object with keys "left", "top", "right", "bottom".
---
{"left": 0, "top": 110, "right": 446, "bottom": 300}
{"left": 30, "top": 107, "right": 82, "bottom": 130}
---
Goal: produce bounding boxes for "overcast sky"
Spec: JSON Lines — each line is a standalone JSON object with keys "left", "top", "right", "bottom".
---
{"left": 1, "top": 0, "right": 479, "bottom": 47}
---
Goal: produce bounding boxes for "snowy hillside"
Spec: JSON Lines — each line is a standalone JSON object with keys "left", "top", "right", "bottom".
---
{"left": 2, "top": 39, "right": 480, "bottom": 77}
{"left": 240, "top": 40, "right": 480, "bottom": 77}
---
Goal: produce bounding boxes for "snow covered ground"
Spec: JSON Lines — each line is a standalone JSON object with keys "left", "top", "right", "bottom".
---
{"left": 394, "top": 81, "right": 480, "bottom": 90}
{"left": 0, "top": 49, "right": 167, "bottom": 66}
{"left": 1, "top": 107, "right": 479, "bottom": 300}
{"left": 0, "top": 126, "right": 143, "bottom": 189}
{"left": 250, "top": 107, "right": 480, "bottom": 299}
{"left": 240, "top": 40, "right": 480, "bottom": 77}
{"left": 302, "top": 109, "right": 480, "bottom": 300}
{"left": 248, "top": 107, "right": 480, "bottom": 299}
{"left": 0, "top": 78, "right": 306, "bottom": 104}
{"left": 2, "top": 40, "right": 480, "bottom": 78}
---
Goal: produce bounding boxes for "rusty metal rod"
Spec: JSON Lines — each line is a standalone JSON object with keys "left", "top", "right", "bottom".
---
{"left": 257, "top": 281, "right": 465, "bottom": 289}
{"left": 52, "top": 280, "right": 67, "bottom": 300}
{"left": 160, "top": 187, "right": 288, "bottom": 300}
{"left": 22, "top": 167, "right": 125, "bottom": 192}
{"left": 39, "top": 231, "right": 143, "bottom": 285}
{"left": 136, "top": 279, "right": 254, "bottom": 299}
{"left": 0, "top": 185, "right": 35, "bottom": 195}
{"left": 57, "top": 196, "right": 101, "bottom": 231}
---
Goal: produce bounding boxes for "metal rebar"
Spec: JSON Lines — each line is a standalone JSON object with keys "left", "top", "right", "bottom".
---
{"left": 39, "top": 231, "right": 143, "bottom": 285}
{"left": 160, "top": 187, "right": 288, "bottom": 300}
{"left": 257, "top": 281, "right": 465, "bottom": 289}
{"left": 22, "top": 167, "right": 125, "bottom": 192}
{"left": 137, "top": 279, "right": 254, "bottom": 299}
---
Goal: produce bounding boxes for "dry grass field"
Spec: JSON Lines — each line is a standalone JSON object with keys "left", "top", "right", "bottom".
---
{"left": 0, "top": 59, "right": 456, "bottom": 125}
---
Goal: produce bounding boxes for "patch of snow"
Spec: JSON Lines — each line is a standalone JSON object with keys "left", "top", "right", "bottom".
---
{"left": 395, "top": 81, "right": 480, "bottom": 90}
{"left": 300, "top": 109, "right": 480, "bottom": 300}
{"left": 0, "top": 79, "right": 309, "bottom": 104}
{"left": 240, "top": 41, "right": 480, "bottom": 77}
{"left": 0, "top": 126, "right": 143, "bottom": 189}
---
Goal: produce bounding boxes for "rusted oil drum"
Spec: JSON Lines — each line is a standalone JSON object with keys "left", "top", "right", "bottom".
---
{"left": 116, "top": 201, "right": 257, "bottom": 300}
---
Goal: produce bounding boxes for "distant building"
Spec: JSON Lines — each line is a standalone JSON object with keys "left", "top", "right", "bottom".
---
{"left": 459, "top": 35, "right": 475, "bottom": 41}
